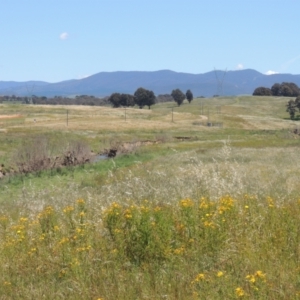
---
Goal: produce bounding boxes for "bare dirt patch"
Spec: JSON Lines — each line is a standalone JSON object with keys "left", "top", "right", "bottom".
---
{"left": 0, "top": 114, "right": 22, "bottom": 119}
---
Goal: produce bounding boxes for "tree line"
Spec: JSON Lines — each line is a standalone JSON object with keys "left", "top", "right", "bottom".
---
{"left": 108, "top": 87, "right": 193, "bottom": 109}
{"left": 0, "top": 88, "right": 194, "bottom": 108}
{"left": 0, "top": 95, "right": 110, "bottom": 106}
{"left": 253, "top": 82, "right": 300, "bottom": 97}
{"left": 252, "top": 82, "right": 300, "bottom": 120}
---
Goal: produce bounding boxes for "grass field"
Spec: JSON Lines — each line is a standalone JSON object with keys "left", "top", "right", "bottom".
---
{"left": 0, "top": 96, "right": 300, "bottom": 299}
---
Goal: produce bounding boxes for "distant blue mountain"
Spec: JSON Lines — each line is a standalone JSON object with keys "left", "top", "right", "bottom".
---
{"left": 1, "top": 69, "right": 300, "bottom": 97}
{"left": 0, "top": 80, "right": 49, "bottom": 94}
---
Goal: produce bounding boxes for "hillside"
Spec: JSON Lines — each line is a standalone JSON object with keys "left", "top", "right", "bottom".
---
{"left": 1, "top": 69, "right": 300, "bottom": 97}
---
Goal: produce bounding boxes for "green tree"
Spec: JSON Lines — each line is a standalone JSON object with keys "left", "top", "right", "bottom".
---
{"left": 286, "top": 99, "right": 297, "bottom": 119}
{"left": 252, "top": 87, "right": 272, "bottom": 96}
{"left": 271, "top": 83, "right": 281, "bottom": 96}
{"left": 286, "top": 96, "right": 300, "bottom": 119}
{"left": 271, "top": 82, "right": 300, "bottom": 97}
{"left": 171, "top": 89, "right": 185, "bottom": 106}
{"left": 134, "top": 87, "right": 156, "bottom": 109}
{"left": 108, "top": 93, "right": 122, "bottom": 107}
{"left": 281, "top": 85, "right": 293, "bottom": 97}
{"left": 186, "top": 89, "right": 193, "bottom": 104}
{"left": 295, "top": 96, "right": 300, "bottom": 109}
{"left": 108, "top": 93, "right": 136, "bottom": 107}
{"left": 120, "top": 94, "right": 135, "bottom": 107}
{"left": 280, "top": 82, "right": 300, "bottom": 97}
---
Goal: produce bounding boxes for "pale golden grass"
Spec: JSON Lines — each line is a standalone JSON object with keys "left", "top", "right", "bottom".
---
{"left": 92, "top": 142, "right": 300, "bottom": 207}
{"left": 0, "top": 96, "right": 295, "bottom": 134}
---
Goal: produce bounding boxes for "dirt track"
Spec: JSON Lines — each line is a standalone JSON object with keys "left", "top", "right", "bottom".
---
{"left": 0, "top": 114, "right": 22, "bottom": 119}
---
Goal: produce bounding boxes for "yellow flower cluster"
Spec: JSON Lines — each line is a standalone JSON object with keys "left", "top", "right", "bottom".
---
{"left": 28, "top": 247, "right": 37, "bottom": 256}
{"left": 203, "top": 220, "right": 215, "bottom": 228}
{"left": 267, "top": 197, "right": 274, "bottom": 208}
{"left": 59, "top": 237, "right": 69, "bottom": 245}
{"left": 76, "top": 245, "right": 91, "bottom": 252}
{"left": 234, "top": 271, "right": 267, "bottom": 297}
{"left": 76, "top": 198, "right": 85, "bottom": 205}
{"left": 199, "top": 197, "right": 210, "bottom": 209}
{"left": 191, "top": 273, "right": 205, "bottom": 284}
{"left": 235, "top": 287, "right": 245, "bottom": 297}
{"left": 180, "top": 198, "right": 194, "bottom": 208}
{"left": 38, "top": 206, "right": 54, "bottom": 217}
{"left": 105, "top": 202, "right": 121, "bottom": 216}
{"left": 217, "top": 271, "right": 224, "bottom": 277}
{"left": 218, "top": 195, "right": 234, "bottom": 214}
{"left": 63, "top": 206, "right": 75, "bottom": 214}
{"left": 173, "top": 246, "right": 185, "bottom": 255}
{"left": 246, "top": 270, "right": 266, "bottom": 283}
{"left": 124, "top": 209, "right": 132, "bottom": 219}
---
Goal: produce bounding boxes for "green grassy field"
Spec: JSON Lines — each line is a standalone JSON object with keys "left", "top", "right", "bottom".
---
{"left": 0, "top": 96, "right": 300, "bottom": 299}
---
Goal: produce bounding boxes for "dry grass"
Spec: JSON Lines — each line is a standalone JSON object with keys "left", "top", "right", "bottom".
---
{"left": 4, "top": 141, "right": 300, "bottom": 218}
{"left": 0, "top": 96, "right": 295, "bottom": 133}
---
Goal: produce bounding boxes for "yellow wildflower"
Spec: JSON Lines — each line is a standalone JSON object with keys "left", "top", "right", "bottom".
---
{"left": 199, "top": 198, "right": 209, "bottom": 209}
{"left": 180, "top": 198, "right": 194, "bottom": 208}
{"left": 19, "top": 217, "right": 28, "bottom": 223}
{"left": 59, "top": 237, "right": 69, "bottom": 245}
{"left": 267, "top": 197, "right": 274, "bottom": 208}
{"left": 246, "top": 274, "right": 256, "bottom": 283}
{"left": 76, "top": 198, "right": 85, "bottom": 205}
{"left": 111, "top": 202, "right": 120, "bottom": 209}
{"left": 174, "top": 246, "right": 185, "bottom": 255}
{"left": 39, "top": 234, "right": 45, "bottom": 241}
{"left": 63, "top": 206, "right": 74, "bottom": 214}
{"left": 141, "top": 205, "right": 149, "bottom": 213}
{"left": 124, "top": 211, "right": 132, "bottom": 219}
{"left": 192, "top": 273, "right": 205, "bottom": 283}
{"left": 204, "top": 221, "right": 215, "bottom": 228}
{"left": 255, "top": 270, "right": 266, "bottom": 279}
{"left": 235, "top": 287, "right": 245, "bottom": 297}
{"left": 54, "top": 225, "right": 60, "bottom": 231}
{"left": 217, "top": 271, "right": 224, "bottom": 277}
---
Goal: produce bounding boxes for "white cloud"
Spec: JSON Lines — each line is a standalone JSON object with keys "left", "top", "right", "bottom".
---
{"left": 59, "top": 32, "right": 69, "bottom": 40}
{"left": 265, "top": 70, "right": 279, "bottom": 75}
{"left": 236, "top": 63, "right": 244, "bottom": 70}
{"left": 78, "top": 74, "right": 90, "bottom": 79}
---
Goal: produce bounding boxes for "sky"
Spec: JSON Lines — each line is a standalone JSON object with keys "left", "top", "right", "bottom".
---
{"left": 1, "top": 0, "right": 300, "bottom": 82}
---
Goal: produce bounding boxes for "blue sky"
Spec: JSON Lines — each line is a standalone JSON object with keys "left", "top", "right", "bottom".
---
{"left": 1, "top": 0, "right": 300, "bottom": 82}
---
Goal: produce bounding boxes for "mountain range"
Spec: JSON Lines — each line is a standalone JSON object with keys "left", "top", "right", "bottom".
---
{"left": 1, "top": 69, "right": 300, "bottom": 98}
